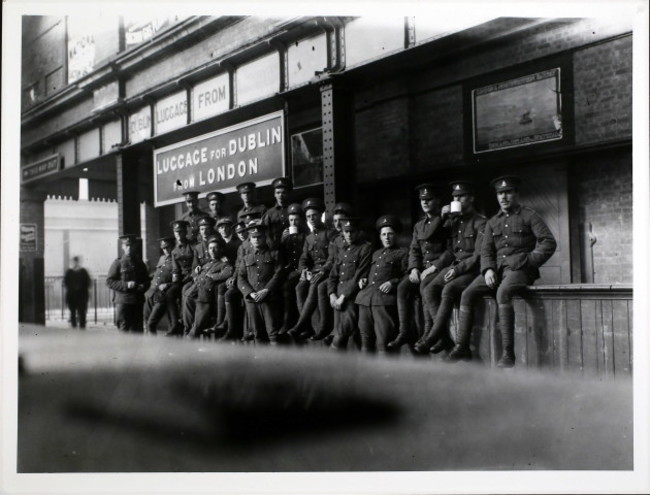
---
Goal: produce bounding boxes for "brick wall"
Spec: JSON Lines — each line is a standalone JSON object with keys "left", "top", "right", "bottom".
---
{"left": 574, "top": 150, "right": 632, "bottom": 284}
{"left": 573, "top": 36, "right": 633, "bottom": 145}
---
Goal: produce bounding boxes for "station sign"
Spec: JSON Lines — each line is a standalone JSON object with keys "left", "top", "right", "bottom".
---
{"left": 192, "top": 73, "right": 229, "bottom": 122}
{"left": 153, "top": 111, "right": 285, "bottom": 206}
{"left": 155, "top": 90, "right": 188, "bottom": 135}
{"left": 21, "top": 154, "right": 62, "bottom": 184}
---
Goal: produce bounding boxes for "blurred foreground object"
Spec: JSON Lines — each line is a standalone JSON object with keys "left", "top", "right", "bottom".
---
{"left": 18, "top": 325, "right": 632, "bottom": 472}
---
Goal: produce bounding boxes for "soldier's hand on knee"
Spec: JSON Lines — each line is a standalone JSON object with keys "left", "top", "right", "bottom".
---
{"left": 379, "top": 281, "right": 392, "bottom": 293}
{"left": 444, "top": 269, "right": 456, "bottom": 283}
{"left": 256, "top": 289, "right": 269, "bottom": 302}
{"left": 359, "top": 278, "right": 368, "bottom": 290}
{"left": 311, "top": 272, "right": 323, "bottom": 284}
{"left": 409, "top": 268, "right": 421, "bottom": 284}
{"left": 329, "top": 293, "right": 338, "bottom": 309}
{"left": 334, "top": 295, "right": 345, "bottom": 310}
{"left": 485, "top": 269, "right": 498, "bottom": 289}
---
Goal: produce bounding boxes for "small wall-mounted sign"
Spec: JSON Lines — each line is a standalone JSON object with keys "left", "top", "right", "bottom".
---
{"left": 21, "top": 154, "right": 62, "bottom": 185}
{"left": 20, "top": 224, "right": 38, "bottom": 253}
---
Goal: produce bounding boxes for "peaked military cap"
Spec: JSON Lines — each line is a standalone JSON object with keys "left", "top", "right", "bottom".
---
{"left": 302, "top": 197, "right": 324, "bottom": 212}
{"left": 287, "top": 203, "right": 304, "bottom": 216}
{"left": 333, "top": 202, "right": 353, "bottom": 216}
{"left": 241, "top": 210, "right": 263, "bottom": 221}
{"left": 183, "top": 191, "right": 200, "bottom": 200}
{"left": 246, "top": 219, "right": 267, "bottom": 236}
{"left": 206, "top": 191, "right": 225, "bottom": 202}
{"left": 490, "top": 175, "right": 521, "bottom": 192}
{"left": 272, "top": 177, "right": 293, "bottom": 191}
{"left": 158, "top": 236, "right": 176, "bottom": 244}
{"left": 216, "top": 217, "right": 234, "bottom": 227}
{"left": 171, "top": 220, "right": 189, "bottom": 231}
{"left": 341, "top": 217, "right": 361, "bottom": 232}
{"left": 234, "top": 221, "right": 247, "bottom": 233}
{"left": 449, "top": 180, "right": 475, "bottom": 195}
{"left": 197, "top": 216, "right": 215, "bottom": 228}
{"left": 415, "top": 183, "right": 439, "bottom": 200}
{"left": 375, "top": 214, "right": 402, "bottom": 233}
{"left": 206, "top": 234, "right": 225, "bottom": 246}
{"left": 119, "top": 234, "right": 138, "bottom": 244}
{"left": 236, "top": 182, "right": 256, "bottom": 193}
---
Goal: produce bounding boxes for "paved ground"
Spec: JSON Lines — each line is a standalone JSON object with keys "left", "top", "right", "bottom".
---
{"left": 15, "top": 323, "right": 633, "bottom": 473}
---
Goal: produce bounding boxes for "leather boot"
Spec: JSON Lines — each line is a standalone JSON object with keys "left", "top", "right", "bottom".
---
{"left": 214, "top": 293, "right": 226, "bottom": 328}
{"left": 388, "top": 295, "right": 411, "bottom": 349}
{"left": 217, "top": 302, "right": 240, "bottom": 341}
{"left": 448, "top": 305, "right": 474, "bottom": 361}
{"left": 497, "top": 304, "right": 516, "bottom": 368}
{"left": 415, "top": 297, "right": 453, "bottom": 354}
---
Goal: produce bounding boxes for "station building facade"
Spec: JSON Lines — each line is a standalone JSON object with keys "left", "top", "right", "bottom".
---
{"left": 19, "top": 14, "right": 634, "bottom": 373}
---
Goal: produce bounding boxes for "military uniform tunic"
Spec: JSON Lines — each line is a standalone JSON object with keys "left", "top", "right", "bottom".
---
{"left": 356, "top": 246, "right": 409, "bottom": 352}
{"left": 262, "top": 204, "right": 289, "bottom": 250}
{"left": 106, "top": 255, "right": 150, "bottom": 332}
{"left": 189, "top": 258, "right": 234, "bottom": 337}
{"left": 143, "top": 253, "right": 176, "bottom": 333}
{"left": 328, "top": 241, "right": 373, "bottom": 350}
{"left": 236, "top": 203, "right": 267, "bottom": 224}
{"left": 180, "top": 208, "right": 209, "bottom": 242}
{"left": 237, "top": 246, "right": 285, "bottom": 342}
{"left": 279, "top": 228, "right": 307, "bottom": 330}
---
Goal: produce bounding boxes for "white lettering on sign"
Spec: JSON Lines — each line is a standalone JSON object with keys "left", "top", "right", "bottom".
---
{"left": 155, "top": 91, "right": 188, "bottom": 135}
{"left": 192, "top": 73, "right": 230, "bottom": 122}
{"left": 228, "top": 127, "right": 282, "bottom": 155}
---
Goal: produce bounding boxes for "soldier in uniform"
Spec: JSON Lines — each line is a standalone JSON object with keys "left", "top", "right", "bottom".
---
{"left": 106, "top": 235, "right": 150, "bottom": 332}
{"left": 214, "top": 221, "right": 250, "bottom": 341}
{"left": 356, "top": 215, "right": 409, "bottom": 354}
{"left": 287, "top": 198, "right": 337, "bottom": 341}
{"left": 187, "top": 235, "right": 234, "bottom": 339}
{"left": 182, "top": 216, "right": 218, "bottom": 334}
{"left": 414, "top": 181, "right": 487, "bottom": 355}
{"left": 455, "top": 175, "right": 557, "bottom": 367}
{"left": 179, "top": 191, "right": 208, "bottom": 242}
{"left": 262, "top": 177, "right": 293, "bottom": 250}
{"left": 278, "top": 202, "right": 308, "bottom": 333}
{"left": 388, "top": 183, "right": 447, "bottom": 351}
{"left": 237, "top": 222, "right": 285, "bottom": 345}
{"left": 143, "top": 236, "right": 176, "bottom": 335}
{"left": 165, "top": 220, "right": 195, "bottom": 336}
{"left": 236, "top": 182, "right": 267, "bottom": 225}
{"left": 328, "top": 217, "right": 373, "bottom": 350}
{"left": 211, "top": 217, "right": 240, "bottom": 330}
{"left": 206, "top": 191, "right": 227, "bottom": 223}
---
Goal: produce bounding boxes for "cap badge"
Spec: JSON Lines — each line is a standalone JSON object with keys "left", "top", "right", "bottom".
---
{"left": 501, "top": 180, "right": 507, "bottom": 187}
{"left": 455, "top": 184, "right": 461, "bottom": 190}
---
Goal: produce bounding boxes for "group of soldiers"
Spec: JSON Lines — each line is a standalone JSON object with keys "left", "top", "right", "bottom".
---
{"left": 106, "top": 174, "right": 556, "bottom": 368}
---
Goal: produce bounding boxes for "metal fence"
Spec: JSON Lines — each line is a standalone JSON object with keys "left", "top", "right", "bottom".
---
{"left": 44, "top": 275, "right": 115, "bottom": 325}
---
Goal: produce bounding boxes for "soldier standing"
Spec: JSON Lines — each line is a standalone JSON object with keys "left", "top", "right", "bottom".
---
{"left": 454, "top": 175, "right": 556, "bottom": 367}
{"left": 179, "top": 191, "right": 208, "bottom": 242}
{"left": 262, "top": 177, "right": 293, "bottom": 250}
{"left": 287, "top": 198, "right": 337, "bottom": 341}
{"left": 143, "top": 236, "right": 176, "bottom": 335}
{"left": 414, "top": 181, "right": 486, "bottom": 355}
{"left": 388, "top": 184, "right": 447, "bottom": 350}
{"left": 187, "top": 235, "right": 234, "bottom": 339}
{"left": 328, "top": 217, "right": 373, "bottom": 351}
{"left": 165, "top": 220, "right": 195, "bottom": 336}
{"left": 356, "top": 215, "right": 409, "bottom": 354}
{"left": 212, "top": 217, "right": 240, "bottom": 330}
{"left": 206, "top": 191, "right": 227, "bottom": 224}
{"left": 63, "top": 256, "right": 91, "bottom": 329}
{"left": 237, "top": 222, "right": 285, "bottom": 344}
{"left": 106, "top": 235, "right": 150, "bottom": 332}
{"left": 236, "top": 182, "right": 267, "bottom": 225}
{"left": 214, "top": 221, "right": 249, "bottom": 341}
{"left": 278, "top": 203, "right": 308, "bottom": 333}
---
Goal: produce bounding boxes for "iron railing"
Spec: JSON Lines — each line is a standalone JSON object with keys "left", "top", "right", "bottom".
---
{"left": 44, "top": 275, "right": 115, "bottom": 325}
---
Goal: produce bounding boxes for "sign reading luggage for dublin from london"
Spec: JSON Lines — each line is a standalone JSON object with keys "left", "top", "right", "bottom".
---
{"left": 153, "top": 111, "right": 285, "bottom": 206}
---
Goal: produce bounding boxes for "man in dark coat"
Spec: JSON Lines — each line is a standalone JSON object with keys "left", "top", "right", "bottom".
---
{"left": 328, "top": 217, "right": 373, "bottom": 350}
{"left": 414, "top": 181, "right": 486, "bottom": 355}
{"left": 143, "top": 236, "right": 176, "bottom": 335}
{"left": 356, "top": 215, "right": 408, "bottom": 353}
{"left": 455, "top": 175, "right": 557, "bottom": 367}
{"left": 262, "top": 177, "right": 293, "bottom": 250}
{"left": 106, "top": 235, "right": 150, "bottom": 332}
{"left": 63, "top": 256, "right": 91, "bottom": 329}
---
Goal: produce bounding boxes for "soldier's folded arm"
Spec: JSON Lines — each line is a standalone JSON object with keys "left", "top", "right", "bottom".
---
{"left": 527, "top": 212, "right": 557, "bottom": 267}
{"left": 106, "top": 260, "right": 128, "bottom": 292}
{"left": 342, "top": 244, "right": 373, "bottom": 300}
{"left": 480, "top": 221, "right": 498, "bottom": 275}
{"left": 208, "top": 264, "right": 234, "bottom": 282}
